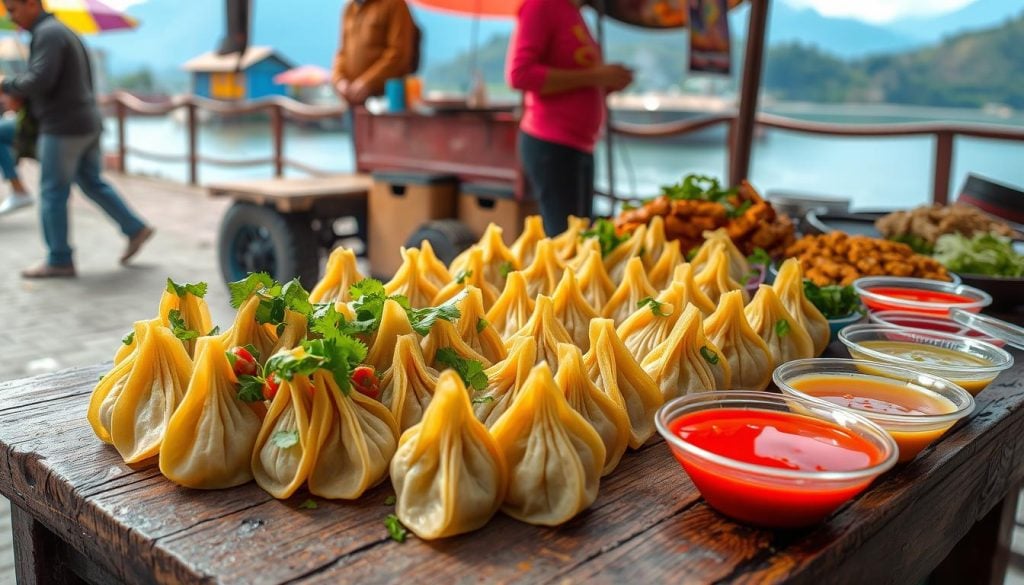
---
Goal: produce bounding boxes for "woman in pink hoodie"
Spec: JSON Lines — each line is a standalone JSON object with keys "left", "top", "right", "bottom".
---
{"left": 506, "top": 0, "right": 633, "bottom": 235}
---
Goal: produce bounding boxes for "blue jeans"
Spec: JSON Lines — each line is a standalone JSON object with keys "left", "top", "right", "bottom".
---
{"left": 39, "top": 132, "right": 146, "bottom": 266}
{"left": 0, "top": 118, "right": 18, "bottom": 181}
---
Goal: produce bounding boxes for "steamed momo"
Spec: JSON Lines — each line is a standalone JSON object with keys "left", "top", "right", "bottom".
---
{"left": 694, "top": 247, "right": 749, "bottom": 305}
{"left": 218, "top": 295, "right": 279, "bottom": 366}
{"left": 603, "top": 225, "right": 645, "bottom": 283}
{"left": 773, "top": 258, "right": 831, "bottom": 356}
{"left": 555, "top": 344, "right": 629, "bottom": 476}
{"left": 641, "top": 215, "right": 668, "bottom": 270}
{"left": 551, "top": 270, "right": 600, "bottom": 351}
{"left": 450, "top": 223, "right": 519, "bottom": 289}
{"left": 490, "top": 363, "right": 606, "bottom": 526}
{"left": 307, "top": 370, "right": 400, "bottom": 499}
{"left": 584, "top": 319, "right": 663, "bottom": 448}
{"left": 552, "top": 215, "right": 590, "bottom": 261}
{"left": 379, "top": 334, "right": 439, "bottom": 432}
{"left": 421, "top": 319, "right": 492, "bottom": 371}
{"left": 434, "top": 247, "right": 500, "bottom": 309}
{"left": 90, "top": 321, "right": 147, "bottom": 444}
{"left": 509, "top": 295, "right": 573, "bottom": 370}
{"left": 704, "top": 290, "right": 773, "bottom": 391}
{"left": 365, "top": 299, "right": 415, "bottom": 372}
{"left": 641, "top": 305, "right": 731, "bottom": 400}
{"left": 603, "top": 257, "right": 658, "bottom": 325}
{"left": 670, "top": 263, "right": 716, "bottom": 315}
{"left": 616, "top": 285, "right": 683, "bottom": 364}
{"left": 310, "top": 247, "right": 364, "bottom": 305}
{"left": 390, "top": 371, "right": 507, "bottom": 540}
{"left": 510, "top": 215, "right": 546, "bottom": 267}
{"left": 520, "top": 238, "right": 564, "bottom": 298}
{"left": 417, "top": 240, "right": 454, "bottom": 289}
{"left": 472, "top": 337, "right": 537, "bottom": 427}
{"left": 486, "top": 271, "right": 535, "bottom": 340}
{"left": 692, "top": 229, "right": 750, "bottom": 284}
{"left": 160, "top": 336, "right": 264, "bottom": 489}
{"left": 269, "top": 309, "right": 308, "bottom": 357}
{"left": 455, "top": 287, "right": 507, "bottom": 364}
{"left": 385, "top": 247, "right": 440, "bottom": 309}
{"left": 574, "top": 246, "right": 616, "bottom": 310}
{"left": 745, "top": 285, "right": 815, "bottom": 368}
{"left": 158, "top": 281, "right": 214, "bottom": 357}
{"left": 647, "top": 239, "right": 683, "bottom": 291}
{"left": 252, "top": 373, "right": 317, "bottom": 499}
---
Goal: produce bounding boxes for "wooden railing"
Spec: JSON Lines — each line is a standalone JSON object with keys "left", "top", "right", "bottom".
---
{"left": 102, "top": 91, "right": 1024, "bottom": 204}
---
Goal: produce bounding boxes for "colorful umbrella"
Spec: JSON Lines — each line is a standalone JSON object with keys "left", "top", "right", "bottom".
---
{"left": 0, "top": 0, "right": 139, "bottom": 34}
{"left": 407, "top": 0, "right": 519, "bottom": 18}
{"left": 273, "top": 65, "right": 331, "bottom": 88}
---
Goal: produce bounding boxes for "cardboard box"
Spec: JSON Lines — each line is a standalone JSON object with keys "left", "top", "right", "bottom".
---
{"left": 457, "top": 182, "right": 538, "bottom": 240}
{"left": 369, "top": 172, "right": 457, "bottom": 278}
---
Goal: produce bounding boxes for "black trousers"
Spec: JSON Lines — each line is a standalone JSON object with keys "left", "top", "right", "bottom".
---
{"left": 518, "top": 131, "right": 594, "bottom": 236}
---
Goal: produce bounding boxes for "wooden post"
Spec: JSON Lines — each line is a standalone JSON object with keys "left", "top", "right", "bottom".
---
{"left": 116, "top": 99, "right": 127, "bottom": 174}
{"left": 271, "top": 104, "right": 285, "bottom": 178}
{"left": 933, "top": 131, "right": 954, "bottom": 204}
{"left": 729, "top": 0, "right": 770, "bottom": 187}
{"left": 187, "top": 103, "right": 198, "bottom": 186}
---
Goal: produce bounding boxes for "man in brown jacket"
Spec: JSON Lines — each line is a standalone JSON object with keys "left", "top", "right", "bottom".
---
{"left": 332, "top": 0, "right": 415, "bottom": 106}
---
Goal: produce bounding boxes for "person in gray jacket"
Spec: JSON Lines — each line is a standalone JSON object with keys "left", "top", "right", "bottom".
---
{"left": 0, "top": 0, "right": 153, "bottom": 278}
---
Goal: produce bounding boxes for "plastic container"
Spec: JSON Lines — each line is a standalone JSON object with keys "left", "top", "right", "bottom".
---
{"left": 656, "top": 391, "right": 897, "bottom": 528}
{"left": 853, "top": 276, "right": 989, "bottom": 316}
{"left": 385, "top": 78, "right": 407, "bottom": 112}
{"left": 774, "top": 358, "right": 974, "bottom": 463}
{"left": 838, "top": 324, "right": 1013, "bottom": 396}
{"left": 868, "top": 310, "right": 1004, "bottom": 347}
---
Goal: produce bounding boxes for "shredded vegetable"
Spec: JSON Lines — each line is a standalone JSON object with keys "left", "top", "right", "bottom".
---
{"left": 933, "top": 232, "right": 1024, "bottom": 277}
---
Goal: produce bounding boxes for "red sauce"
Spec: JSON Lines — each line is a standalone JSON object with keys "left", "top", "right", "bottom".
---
{"left": 864, "top": 287, "right": 979, "bottom": 316}
{"left": 668, "top": 409, "right": 886, "bottom": 527}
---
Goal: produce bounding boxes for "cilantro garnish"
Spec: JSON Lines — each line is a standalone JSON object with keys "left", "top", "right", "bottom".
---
{"left": 660, "top": 174, "right": 751, "bottom": 218}
{"left": 685, "top": 247, "right": 700, "bottom": 261}
{"left": 803, "top": 280, "right": 864, "bottom": 320}
{"left": 299, "top": 499, "right": 318, "bottom": 510}
{"left": 384, "top": 495, "right": 396, "bottom": 506}
{"left": 229, "top": 272, "right": 276, "bottom": 308}
{"left": 264, "top": 334, "right": 367, "bottom": 395}
{"left": 775, "top": 319, "right": 790, "bottom": 338}
{"left": 166, "top": 278, "right": 208, "bottom": 299}
{"left": 236, "top": 374, "right": 267, "bottom": 403}
{"left": 747, "top": 248, "right": 772, "bottom": 267}
{"left": 637, "top": 297, "right": 670, "bottom": 317}
{"left": 436, "top": 348, "right": 489, "bottom": 391}
{"left": 342, "top": 278, "right": 463, "bottom": 337}
{"left": 407, "top": 292, "right": 464, "bottom": 336}
{"left": 207, "top": 326, "right": 221, "bottom": 336}
{"left": 271, "top": 430, "right": 300, "bottom": 449}
{"left": 580, "top": 218, "right": 630, "bottom": 258}
{"left": 122, "top": 331, "right": 135, "bottom": 345}
{"left": 700, "top": 346, "right": 720, "bottom": 365}
{"left": 227, "top": 274, "right": 311, "bottom": 326}
{"left": 499, "top": 261, "right": 515, "bottom": 278}
{"left": 384, "top": 514, "right": 408, "bottom": 543}
{"left": 476, "top": 318, "right": 489, "bottom": 334}
{"left": 455, "top": 269, "right": 472, "bottom": 285}
{"left": 471, "top": 395, "right": 495, "bottom": 405}
{"left": 168, "top": 309, "right": 199, "bottom": 342}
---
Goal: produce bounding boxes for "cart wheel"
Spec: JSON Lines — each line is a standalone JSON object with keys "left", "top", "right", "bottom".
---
{"left": 218, "top": 202, "right": 319, "bottom": 288}
{"left": 405, "top": 219, "right": 477, "bottom": 264}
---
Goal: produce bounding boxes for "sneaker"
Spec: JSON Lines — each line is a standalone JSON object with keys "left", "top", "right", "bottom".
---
{"left": 0, "top": 192, "right": 32, "bottom": 216}
{"left": 21, "top": 262, "right": 77, "bottom": 278}
{"left": 121, "top": 226, "right": 155, "bottom": 265}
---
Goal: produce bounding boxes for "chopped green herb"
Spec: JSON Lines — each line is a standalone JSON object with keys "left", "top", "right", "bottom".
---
{"left": 660, "top": 174, "right": 737, "bottom": 203}
{"left": 726, "top": 199, "right": 753, "bottom": 219}
{"left": 236, "top": 374, "right": 267, "bottom": 403}
{"left": 499, "top": 261, "right": 515, "bottom": 278}
{"left": 581, "top": 218, "right": 630, "bottom": 258}
{"left": 406, "top": 292, "right": 464, "bottom": 336}
{"left": 228, "top": 274, "right": 311, "bottom": 326}
{"left": 435, "top": 348, "right": 489, "bottom": 391}
{"left": 700, "top": 346, "right": 720, "bottom": 365}
{"left": 746, "top": 248, "right": 772, "bottom": 267}
{"left": 889, "top": 234, "right": 934, "bottom": 256}
{"left": 685, "top": 247, "right": 700, "bottom": 261}
{"left": 207, "top": 326, "right": 221, "bottom": 336}
{"left": 802, "top": 280, "right": 864, "bottom": 320}
{"left": 299, "top": 499, "right": 318, "bottom": 510}
{"left": 775, "top": 319, "right": 791, "bottom": 338}
{"left": 637, "top": 297, "right": 670, "bottom": 317}
{"left": 122, "top": 331, "right": 135, "bottom": 345}
{"left": 166, "top": 278, "right": 208, "bottom": 299}
{"left": 264, "top": 334, "right": 367, "bottom": 395}
{"left": 168, "top": 309, "right": 199, "bottom": 342}
{"left": 385, "top": 514, "right": 408, "bottom": 543}
{"left": 228, "top": 272, "right": 276, "bottom": 309}
{"left": 471, "top": 395, "right": 495, "bottom": 405}
{"left": 934, "top": 232, "right": 1024, "bottom": 277}
{"left": 271, "top": 430, "right": 300, "bottom": 449}
{"left": 384, "top": 495, "right": 396, "bottom": 506}
{"left": 455, "top": 269, "right": 472, "bottom": 285}
{"left": 476, "top": 318, "right": 489, "bottom": 334}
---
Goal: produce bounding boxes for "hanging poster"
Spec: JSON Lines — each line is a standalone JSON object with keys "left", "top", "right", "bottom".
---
{"left": 688, "top": 0, "right": 732, "bottom": 75}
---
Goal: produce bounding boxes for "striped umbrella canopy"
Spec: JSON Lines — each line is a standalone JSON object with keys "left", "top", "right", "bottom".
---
{"left": 0, "top": 0, "right": 139, "bottom": 33}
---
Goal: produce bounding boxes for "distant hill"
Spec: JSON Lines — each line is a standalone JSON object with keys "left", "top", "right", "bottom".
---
{"left": 764, "top": 14, "right": 1024, "bottom": 108}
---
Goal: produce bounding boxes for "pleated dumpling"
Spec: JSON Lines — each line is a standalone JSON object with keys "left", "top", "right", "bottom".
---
{"left": 552, "top": 215, "right": 590, "bottom": 261}
{"left": 520, "top": 238, "right": 564, "bottom": 298}
{"left": 510, "top": 215, "right": 546, "bottom": 267}
{"left": 417, "top": 240, "right": 454, "bottom": 289}
{"left": 385, "top": 247, "right": 440, "bottom": 309}
{"left": 648, "top": 239, "right": 683, "bottom": 291}
{"left": 158, "top": 279, "right": 214, "bottom": 357}
{"left": 107, "top": 320, "right": 194, "bottom": 463}
{"left": 452, "top": 223, "right": 519, "bottom": 290}
{"left": 745, "top": 284, "right": 815, "bottom": 368}
{"left": 555, "top": 343, "right": 629, "bottom": 476}
{"left": 695, "top": 246, "right": 749, "bottom": 305}
{"left": 584, "top": 319, "right": 663, "bottom": 448}
{"left": 365, "top": 299, "right": 415, "bottom": 372}
{"left": 641, "top": 305, "right": 731, "bottom": 400}
{"left": 269, "top": 308, "right": 308, "bottom": 356}
{"left": 490, "top": 363, "right": 606, "bottom": 526}
{"left": 307, "top": 370, "right": 400, "bottom": 499}
{"left": 692, "top": 229, "right": 750, "bottom": 284}
{"left": 219, "top": 295, "right": 279, "bottom": 366}
{"left": 670, "top": 263, "right": 716, "bottom": 315}
{"left": 551, "top": 270, "right": 600, "bottom": 351}
{"left": 455, "top": 287, "right": 507, "bottom": 364}
{"left": 603, "top": 225, "right": 645, "bottom": 284}
{"left": 90, "top": 320, "right": 148, "bottom": 444}
{"left": 704, "top": 290, "right": 773, "bottom": 390}
{"left": 421, "top": 319, "right": 493, "bottom": 371}
{"left": 473, "top": 337, "right": 536, "bottom": 428}
{"left": 310, "top": 247, "right": 364, "bottom": 305}
{"left": 160, "top": 336, "right": 264, "bottom": 489}
{"left": 574, "top": 246, "right": 616, "bottom": 310}
{"left": 568, "top": 237, "right": 602, "bottom": 271}
{"left": 380, "top": 333, "right": 439, "bottom": 432}
{"left": 485, "top": 271, "right": 535, "bottom": 340}
{"left": 603, "top": 257, "right": 658, "bottom": 325}
{"left": 391, "top": 370, "right": 507, "bottom": 540}
{"left": 509, "top": 295, "right": 572, "bottom": 370}
{"left": 773, "top": 258, "right": 831, "bottom": 356}
{"left": 642, "top": 215, "right": 667, "bottom": 269}
{"left": 616, "top": 287, "right": 682, "bottom": 365}
{"left": 434, "top": 247, "right": 500, "bottom": 309}
{"left": 251, "top": 371, "right": 317, "bottom": 499}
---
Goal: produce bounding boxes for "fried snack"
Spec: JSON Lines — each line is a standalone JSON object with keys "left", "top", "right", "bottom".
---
{"left": 785, "top": 231, "right": 951, "bottom": 287}
{"left": 876, "top": 203, "right": 1017, "bottom": 248}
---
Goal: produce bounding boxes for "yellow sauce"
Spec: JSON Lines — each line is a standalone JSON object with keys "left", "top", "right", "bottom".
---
{"left": 852, "top": 340, "right": 996, "bottom": 396}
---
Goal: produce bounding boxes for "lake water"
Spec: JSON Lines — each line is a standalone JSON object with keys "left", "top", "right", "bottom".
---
{"left": 102, "top": 105, "right": 1024, "bottom": 212}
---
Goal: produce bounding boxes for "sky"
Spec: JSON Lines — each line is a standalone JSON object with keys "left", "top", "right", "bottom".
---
{"left": 781, "top": 0, "right": 980, "bottom": 24}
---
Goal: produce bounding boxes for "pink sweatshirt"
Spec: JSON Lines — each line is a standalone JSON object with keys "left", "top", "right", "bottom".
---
{"left": 506, "top": 0, "right": 604, "bottom": 154}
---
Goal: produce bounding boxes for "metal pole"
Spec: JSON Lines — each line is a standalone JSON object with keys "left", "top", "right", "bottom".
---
{"left": 116, "top": 99, "right": 127, "bottom": 174}
{"left": 187, "top": 103, "right": 198, "bottom": 185}
{"left": 933, "top": 132, "right": 954, "bottom": 205}
{"left": 594, "top": 0, "right": 615, "bottom": 210}
{"left": 729, "top": 0, "right": 770, "bottom": 187}
{"left": 271, "top": 104, "right": 285, "bottom": 178}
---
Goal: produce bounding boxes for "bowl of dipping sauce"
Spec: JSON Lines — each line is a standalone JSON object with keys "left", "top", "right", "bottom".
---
{"left": 655, "top": 390, "right": 897, "bottom": 528}
{"left": 853, "top": 277, "right": 990, "bottom": 316}
{"left": 838, "top": 324, "right": 1013, "bottom": 396}
{"left": 868, "top": 310, "right": 1004, "bottom": 347}
{"left": 774, "top": 359, "right": 974, "bottom": 463}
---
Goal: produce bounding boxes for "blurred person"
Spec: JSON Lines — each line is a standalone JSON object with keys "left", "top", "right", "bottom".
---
{"left": 0, "top": 0, "right": 153, "bottom": 278}
{"left": 506, "top": 0, "right": 633, "bottom": 236}
{"left": 331, "top": 0, "right": 415, "bottom": 106}
{"left": 0, "top": 96, "right": 32, "bottom": 216}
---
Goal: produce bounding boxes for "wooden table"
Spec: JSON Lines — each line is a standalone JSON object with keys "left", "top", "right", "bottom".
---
{"left": 2, "top": 338, "right": 1023, "bottom": 584}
